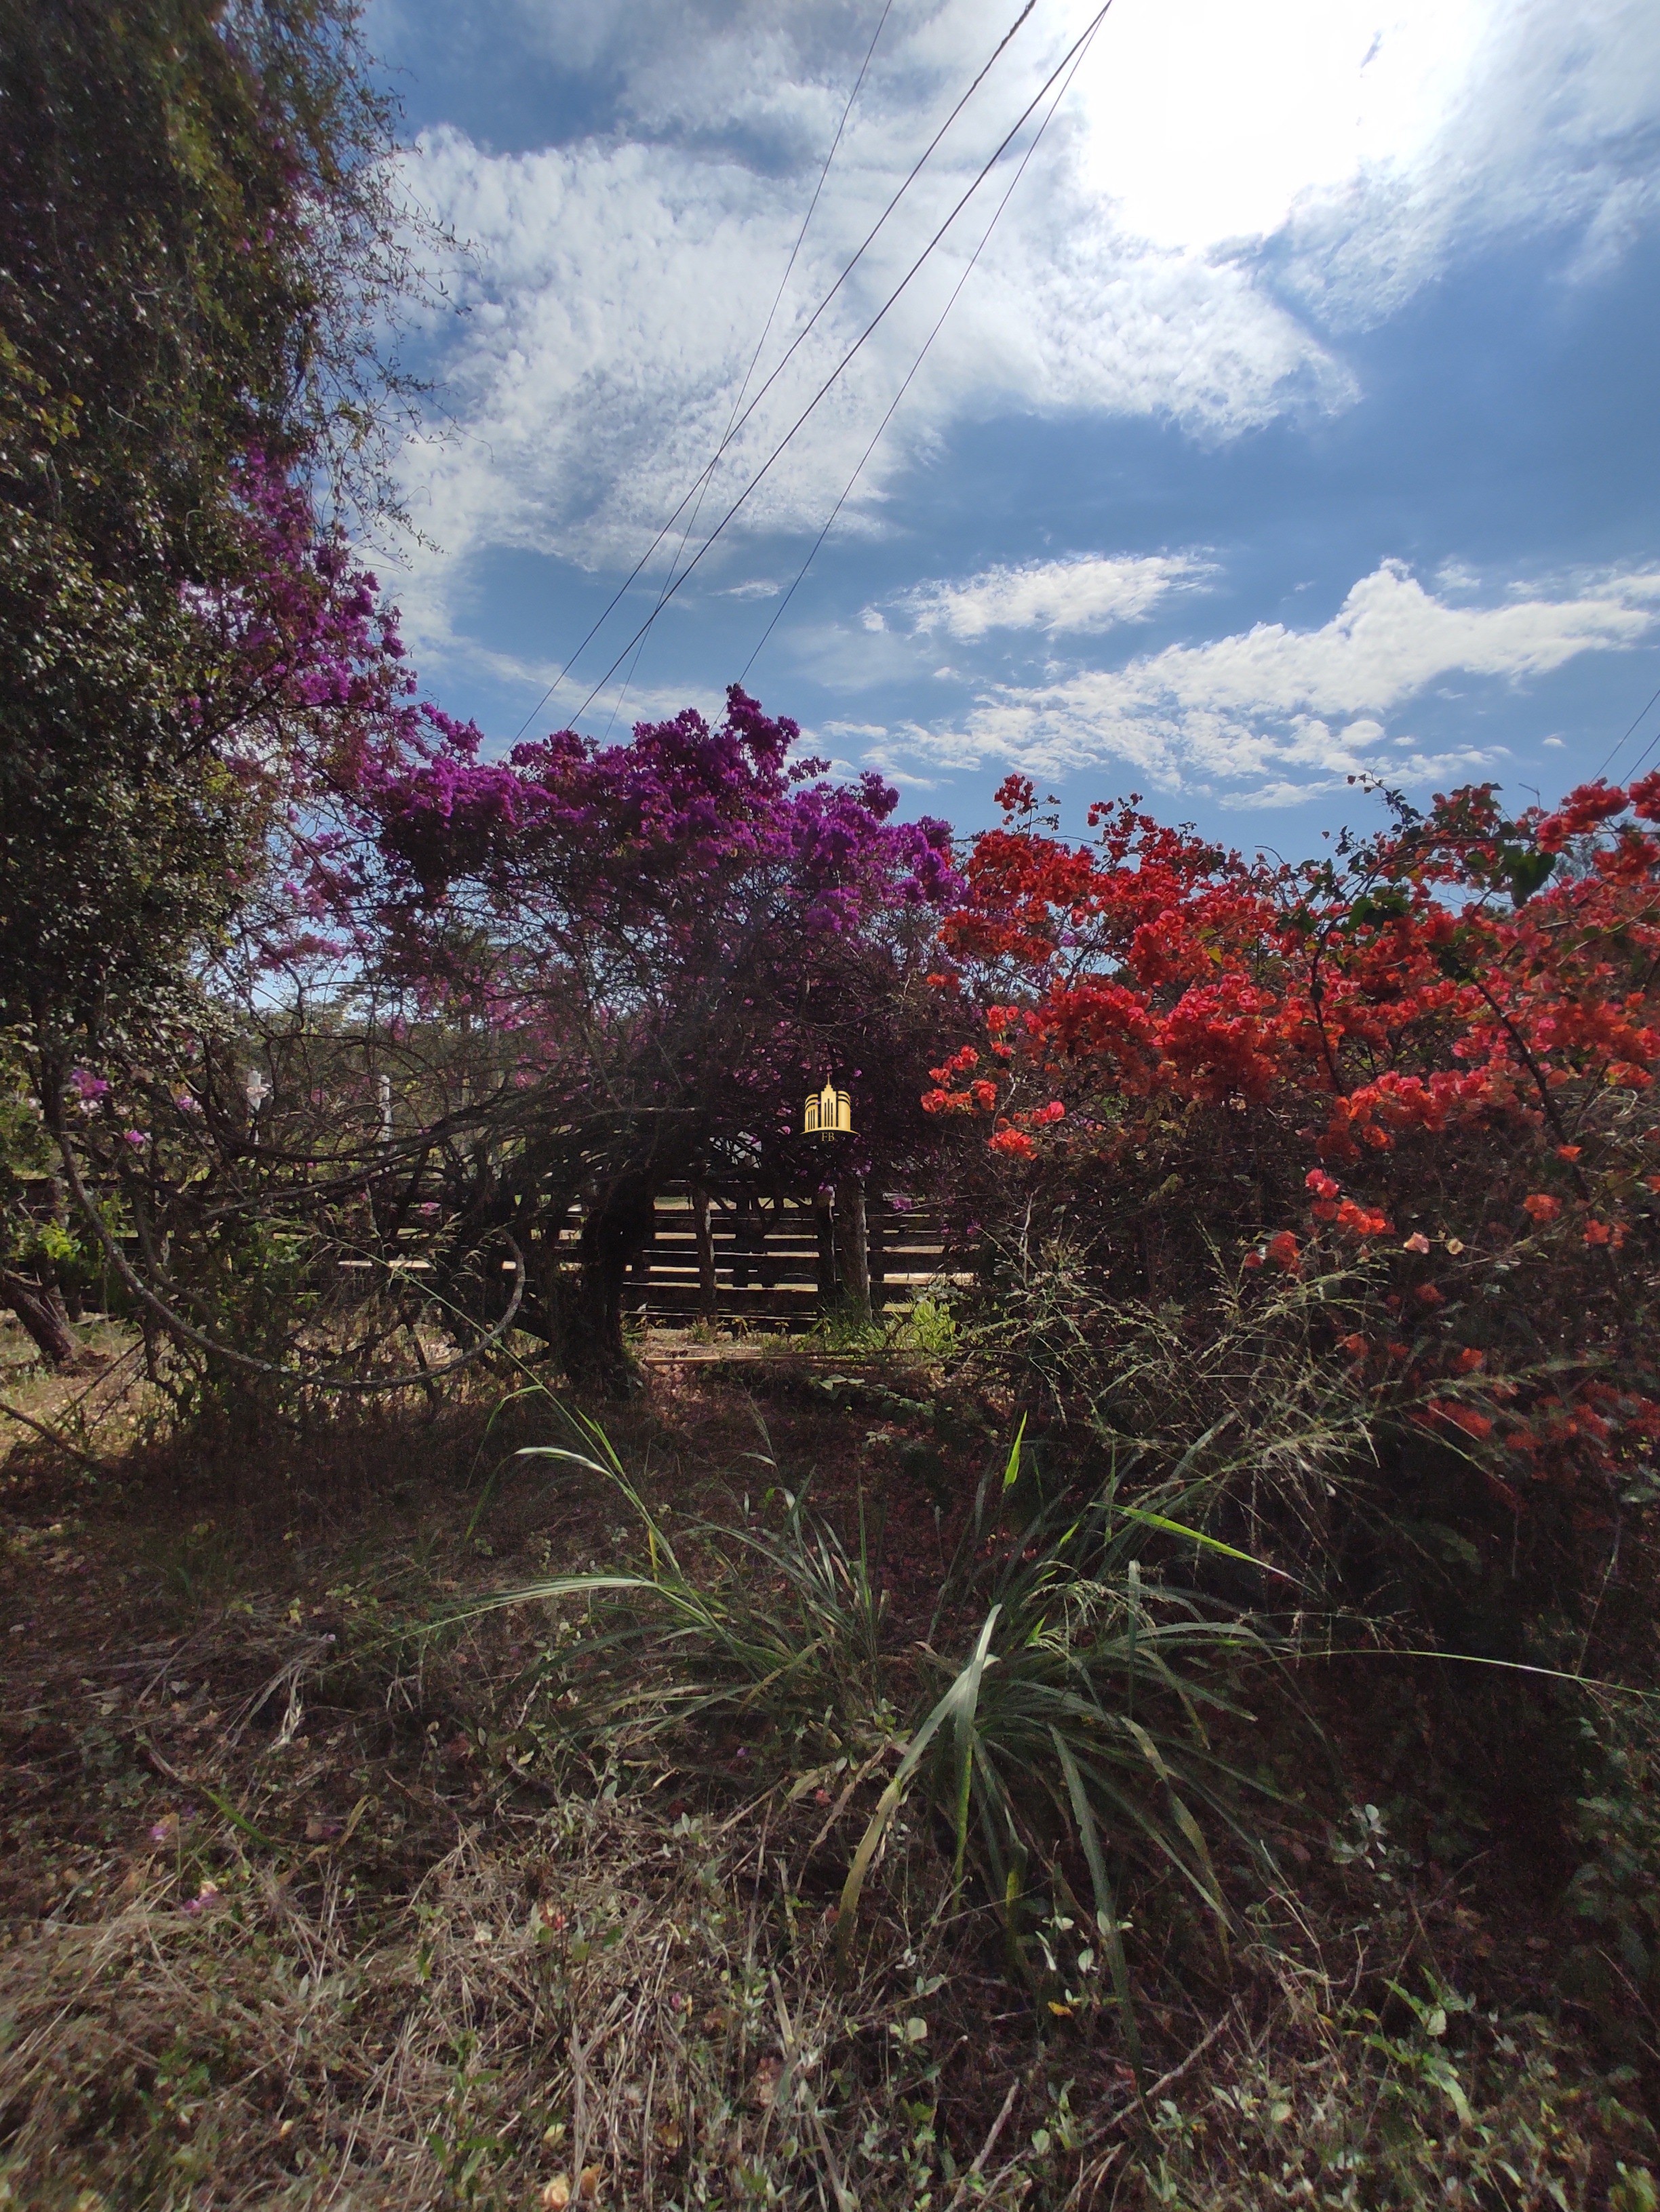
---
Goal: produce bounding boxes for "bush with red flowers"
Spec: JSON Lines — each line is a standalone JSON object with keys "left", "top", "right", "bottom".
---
{"left": 924, "top": 772, "right": 1660, "bottom": 1544}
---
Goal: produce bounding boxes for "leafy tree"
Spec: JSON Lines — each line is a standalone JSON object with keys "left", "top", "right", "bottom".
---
{"left": 332, "top": 686, "right": 961, "bottom": 1388}
{"left": 0, "top": 0, "right": 424, "bottom": 1360}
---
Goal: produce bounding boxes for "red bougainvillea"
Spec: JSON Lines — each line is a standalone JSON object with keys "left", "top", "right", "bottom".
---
{"left": 926, "top": 771, "right": 1660, "bottom": 1505}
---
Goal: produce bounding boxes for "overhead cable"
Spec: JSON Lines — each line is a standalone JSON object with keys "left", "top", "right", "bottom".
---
{"left": 1624, "top": 710, "right": 1660, "bottom": 782}
{"left": 1594, "top": 676, "right": 1660, "bottom": 782}
{"left": 743, "top": 5, "right": 1111, "bottom": 681}
{"left": 508, "top": 0, "right": 1038, "bottom": 743}
{"left": 570, "top": 0, "right": 1118, "bottom": 723}
{"left": 605, "top": 0, "right": 898, "bottom": 734}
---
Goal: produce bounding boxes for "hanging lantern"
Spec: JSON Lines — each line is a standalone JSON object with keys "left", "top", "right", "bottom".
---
{"left": 804, "top": 1079, "right": 853, "bottom": 1138}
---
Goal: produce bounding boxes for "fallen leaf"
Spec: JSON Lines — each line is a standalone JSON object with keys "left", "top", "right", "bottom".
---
{"left": 750, "top": 2055, "right": 783, "bottom": 2109}
{"left": 578, "top": 2167, "right": 602, "bottom": 2201}
{"left": 540, "top": 2177, "right": 571, "bottom": 2210}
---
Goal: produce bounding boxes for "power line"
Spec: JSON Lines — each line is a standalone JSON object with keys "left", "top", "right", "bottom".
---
{"left": 1594, "top": 676, "right": 1660, "bottom": 782}
{"left": 507, "top": 0, "right": 1038, "bottom": 744}
{"left": 570, "top": 0, "right": 1119, "bottom": 724}
{"left": 743, "top": 5, "right": 1109, "bottom": 683}
{"left": 1624, "top": 709, "right": 1660, "bottom": 782}
{"left": 622, "top": 0, "right": 898, "bottom": 720}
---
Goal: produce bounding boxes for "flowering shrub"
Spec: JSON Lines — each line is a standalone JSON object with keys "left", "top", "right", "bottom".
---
{"left": 926, "top": 773, "right": 1660, "bottom": 1516}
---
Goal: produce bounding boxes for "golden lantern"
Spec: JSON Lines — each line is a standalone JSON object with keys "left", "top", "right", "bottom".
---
{"left": 804, "top": 1079, "right": 853, "bottom": 1138}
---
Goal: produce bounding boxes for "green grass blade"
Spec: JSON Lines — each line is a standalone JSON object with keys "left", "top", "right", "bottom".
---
{"left": 1112, "top": 1505, "right": 1298, "bottom": 1582}
{"left": 1052, "top": 1725, "right": 1143, "bottom": 2091}
{"left": 1002, "top": 1415, "right": 1029, "bottom": 1492}
{"left": 836, "top": 1606, "right": 1001, "bottom": 1975}
{"left": 950, "top": 1609, "right": 1002, "bottom": 1884}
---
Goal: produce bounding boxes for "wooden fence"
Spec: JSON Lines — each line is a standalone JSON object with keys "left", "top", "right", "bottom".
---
{"left": 620, "top": 1186, "right": 952, "bottom": 1329}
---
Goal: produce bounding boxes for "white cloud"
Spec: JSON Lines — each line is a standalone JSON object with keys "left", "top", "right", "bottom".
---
{"left": 387, "top": 0, "right": 1356, "bottom": 663}
{"left": 393, "top": 115, "right": 1331, "bottom": 626}
{"left": 1065, "top": 0, "right": 1660, "bottom": 320}
{"left": 384, "top": 0, "right": 1660, "bottom": 680}
{"left": 1269, "top": 0, "right": 1660, "bottom": 323}
{"left": 896, "top": 551, "right": 1211, "bottom": 639}
{"left": 898, "top": 561, "right": 1660, "bottom": 800}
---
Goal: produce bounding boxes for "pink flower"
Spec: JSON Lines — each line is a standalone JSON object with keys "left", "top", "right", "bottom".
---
{"left": 70, "top": 1069, "right": 110, "bottom": 1115}
{"left": 1402, "top": 1232, "right": 1430, "bottom": 1254}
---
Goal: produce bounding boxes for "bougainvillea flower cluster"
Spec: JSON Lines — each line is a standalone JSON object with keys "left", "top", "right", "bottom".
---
{"left": 923, "top": 770, "right": 1660, "bottom": 1507}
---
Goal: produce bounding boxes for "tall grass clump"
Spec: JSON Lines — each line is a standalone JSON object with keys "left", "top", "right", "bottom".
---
{"left": 459, "top": 1401, "right": 1292, "bottom": 2062}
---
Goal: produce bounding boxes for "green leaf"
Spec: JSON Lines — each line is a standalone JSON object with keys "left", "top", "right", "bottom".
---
{"left": 1002, "top": 1414, "right": 1029, "bottom": 1492}
{"left": 1113, "top": 1504, "right": 1297, "bottom": 1582}
{"left": 837, "top": 1607, "right": 1001, "bottom": 1975}
{"left": 1052, "top": 1726, "right": 1143, "bottom": 2091}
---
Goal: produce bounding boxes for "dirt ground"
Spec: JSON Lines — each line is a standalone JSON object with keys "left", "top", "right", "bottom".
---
{"left": 0, "top": 1333, "right": 1653, "bottom": 2209}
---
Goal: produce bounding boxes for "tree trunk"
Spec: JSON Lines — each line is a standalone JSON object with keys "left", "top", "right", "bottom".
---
{"left": 560, "top": 1181, "right": 656, "bottom": 1396}
{"left": 0, "top": 1267, "right": 78, "bottom": 1368}
{"left": 834, "top": 1175, "right": 871, "bottom": 1323}
{"left": 691, "top": 1182, "right": 718, "bottom": 1320}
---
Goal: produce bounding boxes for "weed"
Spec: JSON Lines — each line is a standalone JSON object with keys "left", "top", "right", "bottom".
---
{"left": 462, "top": 1403, "right": 1289, "bottom": 2080}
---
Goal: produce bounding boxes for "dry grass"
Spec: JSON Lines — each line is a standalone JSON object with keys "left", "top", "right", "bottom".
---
{"left": 0, "top": 1358, "right": 1654, "bottom": 2209}
{"left": 0, "top": 1782, "right": 1007, "bottom": 2208}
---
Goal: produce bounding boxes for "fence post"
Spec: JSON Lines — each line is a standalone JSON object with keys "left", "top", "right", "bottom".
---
{"left": 691, "top": 1181, "right": 718, "bottom": 1320}
{"left": 814, "top": 1190, "right": 837, "bottom": 1311}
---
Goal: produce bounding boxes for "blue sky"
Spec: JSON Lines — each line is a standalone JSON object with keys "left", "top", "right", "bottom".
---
{"left": 365, "top": 0, "right": 1660, "bottom": 849}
